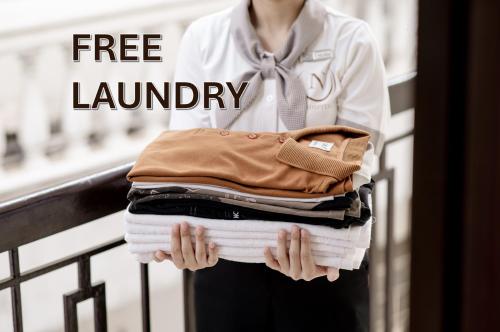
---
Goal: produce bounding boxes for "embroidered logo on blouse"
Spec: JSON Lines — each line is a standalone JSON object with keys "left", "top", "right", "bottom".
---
{"left": 299, "top": 69, "right": 335, "bottom": 102}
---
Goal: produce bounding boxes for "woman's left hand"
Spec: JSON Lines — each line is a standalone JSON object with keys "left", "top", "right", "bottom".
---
{"left": 264, "top": 225, "right": 340, "bottom": 282}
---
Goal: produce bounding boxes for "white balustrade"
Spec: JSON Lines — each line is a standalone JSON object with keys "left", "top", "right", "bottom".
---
{"left": 0, "top": 55, "right": 23, "bottom": 162}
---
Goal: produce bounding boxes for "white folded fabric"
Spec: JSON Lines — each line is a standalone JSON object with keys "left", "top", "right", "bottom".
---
{"left": 124, "top": 210, "right": 371, "bottom": 270}
{"left": 132, "top": 246, "right": 365, "bottom": 270}
{"left": 127, "top": 242, "right": 352, "bottom": 256}
{"left": 125, "top": 210, "right": 371, "bottom": 244}
{"left": 125, "top": 234, "right": 357, "bottom": 254}
{"left": 125, "top": 223, "right": 364, "bottom": 248}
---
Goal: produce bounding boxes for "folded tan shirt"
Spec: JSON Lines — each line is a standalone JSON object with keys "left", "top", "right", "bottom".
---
{"left": 127, "top": 126, "right": 370, "bottom": 198}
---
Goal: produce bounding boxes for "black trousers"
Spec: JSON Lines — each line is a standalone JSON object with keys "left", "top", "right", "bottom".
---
{"left": 194, "top": 259, "right": 370, "bottom": 332}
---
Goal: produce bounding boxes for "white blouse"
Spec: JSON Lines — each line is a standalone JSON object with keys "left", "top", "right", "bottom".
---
{"left": 170, "top": 5, "right": 390, "bottom": 185}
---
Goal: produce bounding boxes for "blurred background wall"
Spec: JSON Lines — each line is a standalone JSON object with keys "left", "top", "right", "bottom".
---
{"left": 0, "top": 0, "right": 417, "bottom": 331}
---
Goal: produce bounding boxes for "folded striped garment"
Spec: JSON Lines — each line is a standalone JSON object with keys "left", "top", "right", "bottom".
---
{"left": 124, "top": 210, "right": 371, "bottom": 270}
{"left": 129, "top": 182, "right": 358, "bottom": 210}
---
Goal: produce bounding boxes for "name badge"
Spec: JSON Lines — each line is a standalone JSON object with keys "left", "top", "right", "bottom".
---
{"left": 301, "top": 49, "right": 334, "bottom": 62}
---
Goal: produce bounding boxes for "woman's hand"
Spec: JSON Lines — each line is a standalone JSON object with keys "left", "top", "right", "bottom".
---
{"left": 154, "top": 222, "right": 219, "bottom": 271}
{"left": 264, "top": 225, "right": 340, "bottom": 282}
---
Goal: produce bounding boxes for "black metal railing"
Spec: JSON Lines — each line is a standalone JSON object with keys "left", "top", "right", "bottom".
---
{"left": 372, "top": 72, "right": 415, "bottom": 332}
{"left": 0, "top": 72, "right": 415, "bottom": 332}
{"left": 0, "top": 165, "right": 135, "bottom": 332}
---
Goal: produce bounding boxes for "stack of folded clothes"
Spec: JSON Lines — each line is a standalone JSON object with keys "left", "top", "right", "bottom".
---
{"left": 124, "top": 125, "right": 374, "bottom": 270}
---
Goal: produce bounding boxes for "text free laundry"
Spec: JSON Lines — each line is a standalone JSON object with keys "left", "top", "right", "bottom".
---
{"left": 72, "top": 81, "right": 249, "bottom": 110}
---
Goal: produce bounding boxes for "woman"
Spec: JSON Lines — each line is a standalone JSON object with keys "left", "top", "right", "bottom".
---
{"left": 155, "top": 0, "right": 389, "bottom": 331}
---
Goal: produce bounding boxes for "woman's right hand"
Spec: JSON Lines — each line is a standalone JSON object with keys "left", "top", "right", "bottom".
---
{"left": 154, "top": 222, "right": 219, "bottom": 271}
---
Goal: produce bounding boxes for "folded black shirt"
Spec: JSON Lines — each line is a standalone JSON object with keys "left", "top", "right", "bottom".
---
{"left": 127, "top": 186, "right": 358, "bottom": 211}
{"left": 128, "top": 182, "right": 374, "bottom": 229}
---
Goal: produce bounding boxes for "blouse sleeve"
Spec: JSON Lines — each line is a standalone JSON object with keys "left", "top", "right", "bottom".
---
{"left": 336, "top": 21, "right": 391, "bottom": 184}
{"left": 169, "top": 22, "right": 212, "bottom": 130}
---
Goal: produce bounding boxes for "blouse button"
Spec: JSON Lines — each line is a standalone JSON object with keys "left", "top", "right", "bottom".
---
{"left": 248, "top": 133, "right": 258, "bottom": 139}
{"left": 220, "top": 130, "right": 230, "bottom": 136}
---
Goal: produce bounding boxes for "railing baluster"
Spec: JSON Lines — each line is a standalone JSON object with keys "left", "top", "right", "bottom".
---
{"left": 140, "top": 263, "right": 151, "bottom": 332}
{"left": 385, "top": 170, "right": 396, "bottom": 332}
{"left": 183, "top": 270, "right": 196, "bottom": 332}
{"left": 370, "top": 179, "right": 379, "bottom": 331}
{"left": 78, "top": 257, "right": 91, "bottom": 290}
{"left": 0, "top": 54, "right": 25, "bottom": 169}
{"left": 63, "top": 293, "right": 78, "bottom": 332}
{"left": 64, "top": 256, "right": 108, "bottom": 332}
{"left": 93, "top": 283, "right": 107, "bottom": 332}
{"left": 9, "top": 248, "right": 24, "bottom": 332}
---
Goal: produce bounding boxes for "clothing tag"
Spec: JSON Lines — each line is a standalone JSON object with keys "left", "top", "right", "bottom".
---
{"left": 301, "top": 49, "right": 334, "bottom": 62}
{"left": 309, "top": 140, "right": 334, "bottom": 152}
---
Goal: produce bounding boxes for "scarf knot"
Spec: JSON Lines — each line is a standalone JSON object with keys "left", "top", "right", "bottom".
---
{"left": 217, "top": 0, "right": 328, "bottom": 130}
{"left": 260, "top": 54, "right": 277, "bottom": 79}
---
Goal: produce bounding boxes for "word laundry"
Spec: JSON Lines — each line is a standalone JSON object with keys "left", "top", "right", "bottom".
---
{"left": 72, "top": 81, "right": 248, "bottom": 110}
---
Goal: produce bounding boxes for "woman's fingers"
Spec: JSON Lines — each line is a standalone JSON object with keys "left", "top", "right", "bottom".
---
{"left": 154, "top": 251, "right": 171, "bottom": 262}
{"left": 153, "top": 251, "right": 164, "bottom": 262}
{"left": 180, "top": 222, "right": 197, "bottom": 270}
{"left": 300, "top": 229, "right": 317, "bottom": 280}
{"left": 166, "top": 224, "right": 340, "bottom": 279}
{"left": 289, "top": 226, "right": 302, "bottom": 280}
{"left": 194, "top": 226, "right": 207, "bottom": 265}
{"left": 162, "top": 223, "right": 218, "bottom": 271}
{"left": 327, "top": 267, "right": 340, "bottom": 282}
{"left": 276, "top": 230, "right": 290, "bottom": 273}
{"left": 207, "top": 242, "right": 219, "bottom": 266}
{"left": 264, "top": 247, "right": 280, "bottom": 271}
{"left": 170, "top": 224, "right": 184, "bottom": 268}
{"left": 167, "top": 224, "right": 335, "bottom": 279}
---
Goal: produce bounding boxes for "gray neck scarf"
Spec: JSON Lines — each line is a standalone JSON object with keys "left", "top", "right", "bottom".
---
{"left": 217, "top": 0, "right": 327, "bottom": 130}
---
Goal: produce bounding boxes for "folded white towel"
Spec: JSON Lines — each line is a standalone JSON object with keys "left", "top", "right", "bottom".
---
{"left": 124, "top": 223, "right": 368, "bottom": 248}
{"left": 125, "top": 234, "right": 357, "bottom": 255}
{"left": 124, "top": 210, "right": 370, "bottom": 244}
{"left": 124, "top": 211, "right": 371, "bottom": 270}
{"left": 136, "top": 247, "right": 365, "bottom": 270}
{"left": 127, "top": 242, "right": 348, "bottom": 256}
